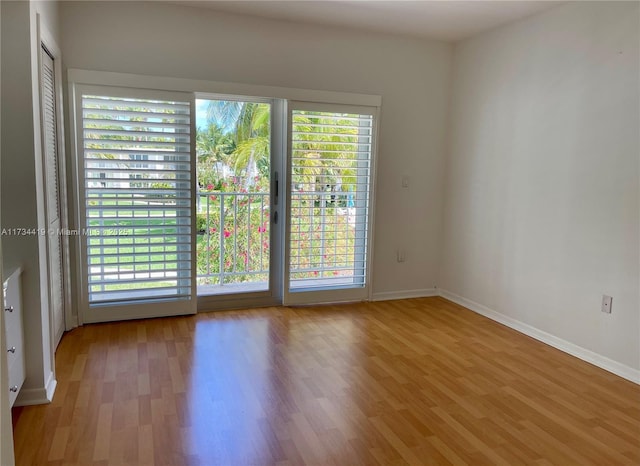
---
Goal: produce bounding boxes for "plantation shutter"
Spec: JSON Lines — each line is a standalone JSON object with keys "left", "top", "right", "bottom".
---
{"left": 288, "top": 105, "right": 375, "bottom": 294}
{"left": 80, "top": 89, "right": 193, "bottom": 307}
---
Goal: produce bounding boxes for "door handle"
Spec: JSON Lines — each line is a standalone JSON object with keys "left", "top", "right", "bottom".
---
{"left": 273, "top": 172, "right": 279, "bottom": 206}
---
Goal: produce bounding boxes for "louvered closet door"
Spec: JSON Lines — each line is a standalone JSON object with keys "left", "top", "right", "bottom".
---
{"left": 77, "top": 85, "right": 196, "bottom": 323}
{"left": 285, "top": 102, "right": 377, "bottom": 305}
{"left": 40, "top": 46, "right": 65, "bottom": 346}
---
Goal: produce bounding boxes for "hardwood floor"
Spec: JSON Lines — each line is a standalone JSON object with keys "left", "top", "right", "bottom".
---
{"left": 12, "top": 297, "right": 640, "bottom": 465}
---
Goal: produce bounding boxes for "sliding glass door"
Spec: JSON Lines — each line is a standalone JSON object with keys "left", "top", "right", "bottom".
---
{"left": 74, "top": 84, "right": 375, "bottom": 321}
{"left": 194, "top": 98, "right": 376, "bottom": 307}
{"left": 194, "top": 97, "right": 283, "bottom": 308}
{"left": 285, "top": 102, "right": 377, "bottom": 305}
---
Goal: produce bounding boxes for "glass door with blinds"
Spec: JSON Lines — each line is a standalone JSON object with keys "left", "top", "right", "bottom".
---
{"left": 72, "top": 79, "right": 377, "bottom": 320}
{"left": 76, "top": 85, "right": 196, "bottom": 323}
{"left": 285, "top": 102, "right": 377, "bottom": 305}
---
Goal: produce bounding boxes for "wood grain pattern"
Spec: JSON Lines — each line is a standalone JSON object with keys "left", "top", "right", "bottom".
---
{"left": 11, "top": 297, "right": 640, "bottom": 465}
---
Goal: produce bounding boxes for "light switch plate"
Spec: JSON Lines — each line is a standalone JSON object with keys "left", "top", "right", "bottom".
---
{"left": 601, "top": 295, "right": 612, "bottom": 314}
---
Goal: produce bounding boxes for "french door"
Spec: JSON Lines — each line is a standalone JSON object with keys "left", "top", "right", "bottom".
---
{"left": 74, "top": 85, "right": 376, "bottom": 323}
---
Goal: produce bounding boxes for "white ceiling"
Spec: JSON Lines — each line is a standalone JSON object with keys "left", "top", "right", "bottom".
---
{"left": 179, "top": 1, "right": 564, "bottom": 42}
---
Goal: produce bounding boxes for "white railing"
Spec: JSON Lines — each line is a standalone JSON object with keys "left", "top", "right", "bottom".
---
{"left": 196, "top": 191, "right": 271, "bottom": 288}
{"left": 196, "top": 189, "right": 359, "bottom": 291}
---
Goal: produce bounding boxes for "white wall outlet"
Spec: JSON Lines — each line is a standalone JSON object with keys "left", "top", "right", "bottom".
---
{"left": 601, "top": 295, "right": 612, "bottom": 314}
{"left": 396, "top": 249, "right": 406, "bottom": 262}
{"left": 401, "top": 175, "right": 410, "bottom": 188}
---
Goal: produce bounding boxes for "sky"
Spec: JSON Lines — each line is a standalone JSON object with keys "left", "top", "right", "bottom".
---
{"left": 196, "top": 99, "right": 240, "bottom": 132}
{"left": 196, "top": 99, "right": 209, "bottom": 130}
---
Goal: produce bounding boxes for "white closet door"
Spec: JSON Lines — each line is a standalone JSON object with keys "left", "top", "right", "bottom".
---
{"left": 40, "top": 46, "right": 65, "bottom": 346}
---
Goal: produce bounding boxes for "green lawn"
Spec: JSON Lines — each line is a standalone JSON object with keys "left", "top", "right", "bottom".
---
{"left": 87, "top": 198, "right": 185, "bottom": 294}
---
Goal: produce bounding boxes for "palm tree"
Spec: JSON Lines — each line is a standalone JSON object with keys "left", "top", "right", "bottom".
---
{"left": 291, "top": 111, "right": 360, "bottom": 200}
{"left": 206, "top": 101, "right": 270, "bottom": 187}
{"left": 196, "top": 122, "right": 234, "bottom": 187}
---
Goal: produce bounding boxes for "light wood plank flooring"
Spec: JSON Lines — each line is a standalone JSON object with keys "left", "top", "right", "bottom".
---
{"left": 12, "top": 297, "right": 640, "bottom": 465}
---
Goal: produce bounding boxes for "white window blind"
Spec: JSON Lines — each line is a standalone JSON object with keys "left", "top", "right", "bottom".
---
{"left": 81, "top": 93, "right": 192, "bottom": 304}
{"left": 289, "top": 109, "right": 373, "bottom": 290}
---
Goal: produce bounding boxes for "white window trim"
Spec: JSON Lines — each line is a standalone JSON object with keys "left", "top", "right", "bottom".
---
{"left": 67, "top": 69, "right": 382, "bottom": 108}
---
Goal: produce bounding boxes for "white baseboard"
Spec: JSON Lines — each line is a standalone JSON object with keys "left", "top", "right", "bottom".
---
{"left": 372, "top": 288, "right": 438, "bottom": 301}
{"left": 439, "top": 289, "right": 640, "bottom": 384}
{"left": 14, "top": 371, "right": 57, "bottom": 406}
{"left": 45, "top": 373, "right": 57, "bottom": 401}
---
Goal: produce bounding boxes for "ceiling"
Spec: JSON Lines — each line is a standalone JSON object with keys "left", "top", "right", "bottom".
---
{"left": 179, "top": 1, "right": 563, "bottom": 42}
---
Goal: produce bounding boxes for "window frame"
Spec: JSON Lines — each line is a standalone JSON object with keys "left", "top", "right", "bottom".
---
{"left": 67, "top": 70, "right": 381, "bottom": 321}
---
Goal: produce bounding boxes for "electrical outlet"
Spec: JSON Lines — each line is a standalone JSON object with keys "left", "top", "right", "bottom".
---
{"left": 396, "top": 250, "right": 406, "bottom": 263}
{"left": 401, "top": 176, "right": 410, "bottom": 188}
{"left": 601, "top": 295, "right": 612, "bottom": 314}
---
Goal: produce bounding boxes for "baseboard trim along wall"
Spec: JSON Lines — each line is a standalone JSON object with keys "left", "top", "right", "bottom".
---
{"left": 14, "top": 372, "right": 57, "bottom": 407}
{"left": 439, "top": 289, "right": 640, "bottom": 385}
{"left": 372, "top": 288, "right": 438, "bottom": 301}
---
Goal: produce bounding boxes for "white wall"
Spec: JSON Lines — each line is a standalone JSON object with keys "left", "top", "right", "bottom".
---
{"left": 441, "top": 1, "right": 639, "bottom": 373}
{"left": 0, "top": 3, "right": 17, "bottom": 463}
{"left": 1, "top": 0, "right": 60, "bottom": 405}
{"left": 60, "top": 1, "right": 452, "bottom": 301}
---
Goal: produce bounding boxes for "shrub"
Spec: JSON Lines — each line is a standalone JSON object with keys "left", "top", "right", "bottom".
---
{"left": 196, "top": 213, "right": 207, "bottom": 234}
